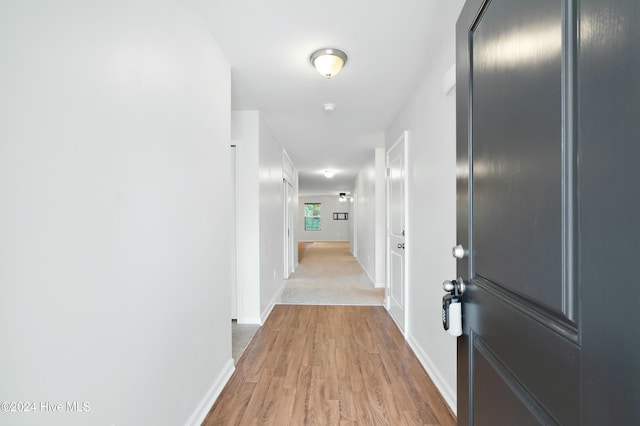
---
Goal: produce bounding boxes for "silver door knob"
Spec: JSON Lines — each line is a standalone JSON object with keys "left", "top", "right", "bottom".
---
{"left": 443, "top": 277, "right": 466, "bottom": 294}
{"left": 443, "top": 280, "right": 456, "bottom": 292}
{"left": 452, "top": 244, "right": 467, "bottom": 259}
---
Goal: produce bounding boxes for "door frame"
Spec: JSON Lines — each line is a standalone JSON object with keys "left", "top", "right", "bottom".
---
{"left": 230, "top": 144, "right": 238, "bottom": 320}
{"left": 386, "top": 130, "right": 409, "bottom": 334}
{"left": 283, "top": 179, "right": 294, "bottom": 278}
{"left": 352, "top": 188, "right": 358, "bottom": 258}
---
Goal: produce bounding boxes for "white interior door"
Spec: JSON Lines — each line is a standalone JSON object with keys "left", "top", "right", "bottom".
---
{"left": 289, "top": 183, "right": 295, "bottom": 274}
{"left": 283, "top": 180, "right": 294, "bottom": 278}
{"left": 231, "top": 144, "right": 237, "bottom": 320}
{"left": 387, "top": 132, "right": 407, "bottom": 331}
{"left": 352, "top": 189, "right": 358, "bottom": 257}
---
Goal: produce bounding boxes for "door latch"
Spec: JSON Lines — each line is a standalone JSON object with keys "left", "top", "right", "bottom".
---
{"left": 442, "top": 278, "right": 465, "bottom": 337}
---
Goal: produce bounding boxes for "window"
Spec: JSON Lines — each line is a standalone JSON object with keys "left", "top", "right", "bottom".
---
{"left": 304, "top": 203, "right": 321, "bottom": 231}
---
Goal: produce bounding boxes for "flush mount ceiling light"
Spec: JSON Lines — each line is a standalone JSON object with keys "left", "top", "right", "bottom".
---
{"left": 323, "top": 169, "right": 335, "bottom": 178}
{"left": 310, "top": 48, "right": 348, "bottom": 78}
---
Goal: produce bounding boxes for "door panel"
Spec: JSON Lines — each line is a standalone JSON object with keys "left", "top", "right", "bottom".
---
{"left": 473, "top": 345, "right": 542, "bottom": 426}
{"left": 390, "top": 250, "right": 403, "bottom": 308}
{"left": 472, "top": 0, "right": 563, "bottom": 313}
{"left": 389, "top": 156, "right": 404, "bottom": 236}
{"left": 469, "top": 285, "right": 579, "bottom": 424}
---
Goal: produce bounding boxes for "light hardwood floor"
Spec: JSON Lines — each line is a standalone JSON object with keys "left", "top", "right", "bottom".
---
{"left": 203, "top": 305, "right": 455, "bottom": 425}
{"left": 297, "top": 241, "right": 314, "bottom": 263}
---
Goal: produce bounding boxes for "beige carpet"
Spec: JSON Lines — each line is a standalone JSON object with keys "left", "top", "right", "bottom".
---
{"left": 280, "top": 241, "right": 384, "bottom": 305}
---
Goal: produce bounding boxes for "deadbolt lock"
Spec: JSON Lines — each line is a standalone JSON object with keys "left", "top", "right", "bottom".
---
{"left": 452, "top": 244, "right": 468, "bottom": 260}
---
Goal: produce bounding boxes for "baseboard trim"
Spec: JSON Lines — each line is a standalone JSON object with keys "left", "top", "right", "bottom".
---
{"left": 298, "top": 240, "right": 350, "bottom": 242}
{"left": 374, "top": 282, "right": 386, "bottom": 289}
{"left": 237, "top": 316, "right": 262, "bottom": 325}
{"left": 406, "top": 335, "right": 457, "bottom": 416}
{"left": 356, "top": 257, "right": 376, "bottom": 286}
{"left": 186, "top": 358, "right": 235, "bottom": 426}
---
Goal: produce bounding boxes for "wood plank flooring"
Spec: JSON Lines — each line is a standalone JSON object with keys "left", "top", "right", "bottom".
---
{"left": 297, "top": 241, "right": 314, "bottom": 263}
{"left": 203, "top": 305, "right": 455, "bottom": 425}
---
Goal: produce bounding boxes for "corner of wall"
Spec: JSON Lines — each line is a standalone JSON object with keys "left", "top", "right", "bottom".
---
{"left": 374, "top": 148, "right": 387, "bottom": 287}
{"left": 261, "top": 283, "right": 285, "bottom": 324}
{"left": 185, "top": 359, "right": 235, "bottom": 426}
{"left": 406, "top": 335, "right": 457, "bottom": 415}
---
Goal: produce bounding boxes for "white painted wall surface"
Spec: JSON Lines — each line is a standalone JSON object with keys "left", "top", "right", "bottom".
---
{"left": 258, "top": 118, "right": 286, "bottom": 322}
{"left": 354, "top": 157, "right": 377, "bottom": 284}
{"left": 0, "top": 1, "right": 233, "bottom": 425}
{"left": 298, "top": 195, "right": 352, "bottom": 242}
{"left": 293, "top": 169, "right": 300, "bottom": 267}
{"left": 374, "top": 148, "right": 387, "bottom": 288}
{"left": 232, "top": 111, "right": 261, "bottom": 323}
{"left": 232, "top": 111, "right": 292, "bottom": 323}
{"left": 349, "top": 189, "right": 356, "bottom": 255}
{"left": 231, "top": 146, "right": 238, "bottom": 319}
{"left": 385, "top": 8, "right": 462, "bottom": 412}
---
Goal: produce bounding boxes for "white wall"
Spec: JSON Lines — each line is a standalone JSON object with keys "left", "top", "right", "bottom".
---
{"left": 232, "top": 111, "right": 292, "bottom": 324}
{"left": 0, "top": 1, "right": 233, "bottom": 425}
{"left": 385, "top": 15, "right": 461, "bottom": 412}
{"left": 298, "top": 195, "right": 351, "bottom": 242}
{"left": 374, "top": 148, "right": 387, "bottom": 288}
{"left": 354, "top": 156, "right": 377, "bottom": 284}
{"left": 349, "top": 189, "right": 356, "bottom": 255}
{"left": 232, "top": 111, "right": 261, "bottom": 323}
{"left": 258, "top": 118, "right": 286, "bottom": 322}
{"left": 353, "top": 149, "right": 386, "bottom": 288}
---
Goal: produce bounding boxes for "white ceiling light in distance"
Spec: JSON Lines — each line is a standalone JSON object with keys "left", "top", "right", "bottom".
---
{"left": 323, "top": 169, "right": 335, "bottom": 178}
{"left": 323, "top": 103, "right": 335, "bottom": 112}
{"left": 310, "top": 48, "right": 348, "bottom": 78}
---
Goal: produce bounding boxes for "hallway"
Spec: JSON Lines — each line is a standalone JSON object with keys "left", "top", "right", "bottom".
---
{"left": 0, "top": 3, "right": 464, "bottom": 424}
{"left": 233, "top": 242, "right": 382, "bottom": 365}
{"left": 281, "top": 242, "right": 384, "bottom": 305}
{"left": 205, "top": 305, "right": 454, "bottom": 425}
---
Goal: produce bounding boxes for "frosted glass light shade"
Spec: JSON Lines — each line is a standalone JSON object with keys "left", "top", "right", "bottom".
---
{"left": 310, "top": 48, "right": 348, "bottom": 78}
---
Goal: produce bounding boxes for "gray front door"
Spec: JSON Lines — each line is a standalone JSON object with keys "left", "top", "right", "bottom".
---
{"left": 455, "top": 0, "right": 640, "bottom": 424}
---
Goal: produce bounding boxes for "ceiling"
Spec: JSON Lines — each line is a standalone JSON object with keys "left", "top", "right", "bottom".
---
{"left": 194, "top": 0, "right": 464, "bottom": 195}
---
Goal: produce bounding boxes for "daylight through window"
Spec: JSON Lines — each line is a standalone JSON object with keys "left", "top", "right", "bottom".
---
{"left": 304, "top": 203, "right": 321, "bottom": 231}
